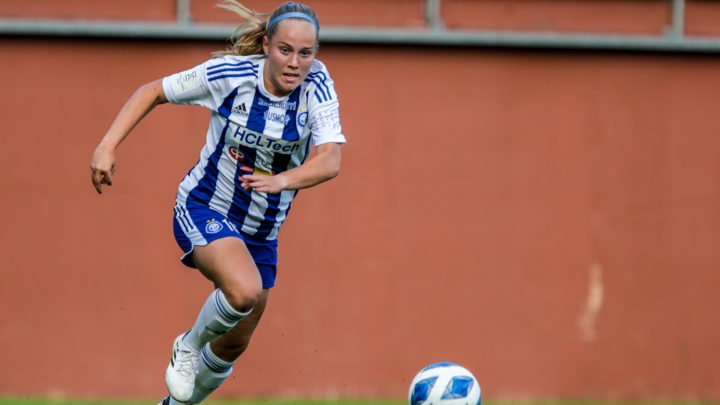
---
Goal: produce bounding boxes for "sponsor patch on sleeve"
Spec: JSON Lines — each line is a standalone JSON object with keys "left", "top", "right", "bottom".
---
{"left": 171, "top": 68, "right": 203, "bottom": 95}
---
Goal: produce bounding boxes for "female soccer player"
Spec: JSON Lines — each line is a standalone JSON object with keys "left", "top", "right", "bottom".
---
{"left": 90, "top": 2, "right": 344, "bottom": 403}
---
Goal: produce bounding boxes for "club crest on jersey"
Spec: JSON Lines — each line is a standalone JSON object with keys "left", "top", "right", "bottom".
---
{"left": 297, "top": 106, "right": 308, "bottom": 128}
{"left": 232, "top": 103, "right": 249, "bottom": 117}
{"left": 205, "top": 219, "right": 223, "bottom": 234}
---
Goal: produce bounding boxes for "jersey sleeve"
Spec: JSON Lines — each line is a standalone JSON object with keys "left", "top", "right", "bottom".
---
{"left": 307, "top": 68, "right": 346, "bottom": 146}
{"left": 162, "top": 60, "right": 220, "bottom": 110}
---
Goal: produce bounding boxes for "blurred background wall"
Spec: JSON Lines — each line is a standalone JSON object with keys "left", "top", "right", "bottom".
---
{"left": 0, "top": 0, "right": 719, "bottom": 402}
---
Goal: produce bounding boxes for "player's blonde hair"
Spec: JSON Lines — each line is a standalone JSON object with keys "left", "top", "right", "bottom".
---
{"left": 213, "top": 1, "right": 319, "bottom": 57}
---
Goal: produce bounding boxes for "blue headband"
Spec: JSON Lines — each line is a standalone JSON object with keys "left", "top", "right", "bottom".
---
{"left": 268, "top": 12, "right": 319, "bottom": 31}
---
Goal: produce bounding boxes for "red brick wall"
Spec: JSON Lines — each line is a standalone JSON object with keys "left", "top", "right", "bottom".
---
{"left": 0, "top": 1, "right": 719, "bottom": 401}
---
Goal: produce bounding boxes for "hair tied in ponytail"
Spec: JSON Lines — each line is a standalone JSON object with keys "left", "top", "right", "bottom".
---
{"left": 213, "top": 1, "right": 320, "bottom": 58}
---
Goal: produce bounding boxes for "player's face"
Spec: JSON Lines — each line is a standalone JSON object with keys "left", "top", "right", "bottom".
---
{"left": 263, "top": 19, "right": 318, "bottom": 97}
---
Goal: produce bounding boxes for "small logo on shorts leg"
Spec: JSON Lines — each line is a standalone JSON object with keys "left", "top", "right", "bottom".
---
{"left": 205, "top": 219, "right": 223, "bottom": 234}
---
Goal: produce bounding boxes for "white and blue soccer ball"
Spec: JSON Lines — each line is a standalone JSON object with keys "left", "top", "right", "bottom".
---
{"left": 408, "top": 363, "right": 481, "bottom": 405}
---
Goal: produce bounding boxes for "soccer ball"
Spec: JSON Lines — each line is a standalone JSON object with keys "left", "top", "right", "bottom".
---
{"left": 408, "top": 363, "right": 481, "bottom": 405}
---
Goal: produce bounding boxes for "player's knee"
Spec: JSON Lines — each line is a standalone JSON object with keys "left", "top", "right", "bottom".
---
{"left": 222, "top": 281, "right": 262, "bottom": 313}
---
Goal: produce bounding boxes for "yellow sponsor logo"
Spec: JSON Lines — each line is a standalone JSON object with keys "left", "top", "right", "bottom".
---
{"left": 253, "top": 168, "right": 272, "bottom": 176}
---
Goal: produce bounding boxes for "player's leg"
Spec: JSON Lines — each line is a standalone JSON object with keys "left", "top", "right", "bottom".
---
{"left": 182, "top": 237, "right": 263, "bottom": 353}
{"left": 160, "top": 289, "right": 269, "bottom": 405}
{"left": 210, "top": 286, "right": 269, "bottom": 361}
{"left": 193, "top": 237, "right": 264, "bottom": 312}
{"left": 190, "top": 289, "right": 269, "bottom": 404}
{"left": 166, "top": 236, "right": 263, "bottom": 402}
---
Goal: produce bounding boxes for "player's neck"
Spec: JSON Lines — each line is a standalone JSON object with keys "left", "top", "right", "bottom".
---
{"left": 262, "top": 67, "right": 291, "bottom": 98}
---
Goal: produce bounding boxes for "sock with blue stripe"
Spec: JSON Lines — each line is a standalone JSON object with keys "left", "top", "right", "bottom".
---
{"left": 201, "top": 343, "right": 234, "bottom": 373}
{"left": 166, "top": 345, "right": 234, "bottom": 405}
{"left": 183, "top": 288, "right": 251, "bottom": 353}
{"left": 188, "top": 345, "right": 234, "bottom": 404}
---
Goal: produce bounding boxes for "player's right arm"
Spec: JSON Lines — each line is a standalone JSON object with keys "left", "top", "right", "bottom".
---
{"left": 90, "top": 79, "right": 168, "bottom": 194}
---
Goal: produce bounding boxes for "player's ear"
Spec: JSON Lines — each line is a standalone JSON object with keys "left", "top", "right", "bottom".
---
{"left": 263, "top": 36, "right": 269, "bottom": 57}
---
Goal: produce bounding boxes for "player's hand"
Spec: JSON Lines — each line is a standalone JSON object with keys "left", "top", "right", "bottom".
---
{"left": 90, "top": 145, "right": 116, "bottom": 194}
{"left": 240, "top": 174, "right": 288, "bottom": 194}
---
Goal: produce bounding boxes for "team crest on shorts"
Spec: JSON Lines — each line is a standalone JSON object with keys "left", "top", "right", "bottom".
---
{"left": 205, "top": 219, "right": 223, "bottom": 234}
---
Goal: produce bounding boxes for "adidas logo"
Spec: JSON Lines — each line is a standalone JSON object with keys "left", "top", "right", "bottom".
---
{"left": 232, "top": 103, "right": 249, "bottom": 116}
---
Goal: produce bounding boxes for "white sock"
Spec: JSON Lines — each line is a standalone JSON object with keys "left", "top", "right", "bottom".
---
{"left": 200, "top": 342, "right": 234, "bottom": 373}
{"left": 183, "top": 288, "right": 251, "bottom": 353}
{"left": 189, "top": 345, "right": 234, "bottom": 404}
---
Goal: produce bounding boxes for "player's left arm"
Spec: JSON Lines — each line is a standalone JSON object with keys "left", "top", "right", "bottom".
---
{"left": 240, "top": 142, "right": 341, "bottom": 194}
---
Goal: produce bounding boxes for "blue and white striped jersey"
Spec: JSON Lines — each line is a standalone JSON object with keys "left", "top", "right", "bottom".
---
{"left": 163, "top": 54, "right": 345, "bottom": 241}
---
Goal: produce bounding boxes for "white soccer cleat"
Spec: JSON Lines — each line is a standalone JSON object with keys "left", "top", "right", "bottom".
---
{"left": 165, "top": 332, "right": 199, "bottom": 403}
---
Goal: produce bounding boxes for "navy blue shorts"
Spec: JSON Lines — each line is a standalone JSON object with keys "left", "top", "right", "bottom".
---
{"left": 173, "top": 204, "right": 278, "bottom": 289}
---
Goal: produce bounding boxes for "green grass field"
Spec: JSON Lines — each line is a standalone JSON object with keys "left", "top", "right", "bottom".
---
{"left": 1, "top": 400, "right": 718, "bottom": 405}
